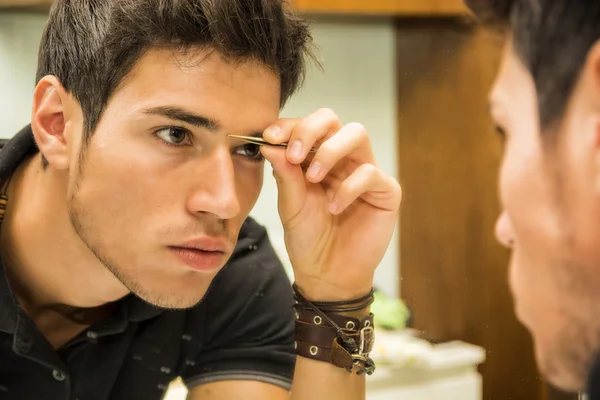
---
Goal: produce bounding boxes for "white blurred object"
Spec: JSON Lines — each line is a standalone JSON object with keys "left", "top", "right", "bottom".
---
{"left": 371, "top": 330, "right": 485, "bottom": 370}
{"left": 164, "top": 330, "right": 485, "bottom": 400}
{"left": 366, "top": 330, "right": 486, "bottom": 400}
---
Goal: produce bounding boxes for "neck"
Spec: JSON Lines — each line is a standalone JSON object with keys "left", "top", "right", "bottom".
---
{"left": 0, "top": 154, "right": 129, "bottom": 317}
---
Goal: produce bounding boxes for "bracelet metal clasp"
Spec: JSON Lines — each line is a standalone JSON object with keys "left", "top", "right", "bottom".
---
{"left": 359, "top": 326, "right": 374, "bottom": 355}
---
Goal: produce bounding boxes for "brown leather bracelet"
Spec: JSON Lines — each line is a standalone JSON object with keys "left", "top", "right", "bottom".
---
{"left": 292, "top": 283, "right": 377, "bottom": 375}
{"left": 295, "top": 307, "right": 374, "bottom": 331}
{"left": 295, "top": 322, "right": 375, "bottom": 355}
{"left": 295, "top": 341, "right": 332, "bottom": 364}
{"left": 294, "top": 311, "right": 375, "bottom": 373}
{"left": 295, "top": 319, "right": 375, "bottom": 355}
{"left": 295, "top": 337, "right": 372, "bottom": 372}
{"left": 295, "top": 309, "right": 375, "bottom": 350}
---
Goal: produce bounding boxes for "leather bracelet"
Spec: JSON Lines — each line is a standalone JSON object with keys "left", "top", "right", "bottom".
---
{"left": 292, "top": 283, "right": 376, "bottom": 375}
{"left": 294, "top": 296, "right": 375, "bottom": 313}
{"left": 295, "top": 307, "right": 374, "bottom": 332}
{"left": 295, "top": 318, "right": 375, "bottom": 354}
{"left": 292, "top": 283, "right": 375, "bottom": 307}
{"left": 295, "top": 338, "right": 375, "bottom": 372}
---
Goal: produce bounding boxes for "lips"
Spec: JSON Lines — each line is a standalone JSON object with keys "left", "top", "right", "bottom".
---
{"left": 169, "top": 237, "right": 228, "bottom": 272}
{"left": 177, "top": 237, "right": 228, "bottom": 252}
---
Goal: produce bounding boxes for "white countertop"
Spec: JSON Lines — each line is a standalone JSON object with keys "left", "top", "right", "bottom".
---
{"left": 164, "top": 330, "right": 486, "bottom": 400}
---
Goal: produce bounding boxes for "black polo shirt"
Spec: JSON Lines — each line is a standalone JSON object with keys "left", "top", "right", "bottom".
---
{"left": 588, "top": 355, "right": 600, "bottom": 399}
{"left": 0, "top": 126, "right": 296, "bottom": 400}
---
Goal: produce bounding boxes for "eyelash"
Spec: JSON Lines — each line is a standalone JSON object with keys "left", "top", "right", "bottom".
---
{"left": 154, "top": 126, "right": 264, "bottom": 162}
{"left": 232, "top": 143, "right": 264, "bottom": 162}
{"left": 495, "top": 125, "right": 507, "bottom": 144}
{"left": 154, "top": 126, "right": 194, "bottom": 148}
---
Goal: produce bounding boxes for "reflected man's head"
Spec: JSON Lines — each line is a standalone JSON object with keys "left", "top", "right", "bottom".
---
{"left": 30, "top": 0, "right": 314, "bottom": 309}
{"left": 467, "top": 0, "right": 600, "bottom": 392}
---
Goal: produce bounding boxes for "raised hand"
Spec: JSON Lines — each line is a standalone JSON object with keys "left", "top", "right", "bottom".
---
{"left": 260, "top": 108, "right": 402, "bottom": 301}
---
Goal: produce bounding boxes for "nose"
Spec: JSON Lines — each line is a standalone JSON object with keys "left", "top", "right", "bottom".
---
{"left": 186, "top": 148, "right": 241, "bottom": 220}
{"left": 495, "top": 211, "right": 515, "bottom": 248}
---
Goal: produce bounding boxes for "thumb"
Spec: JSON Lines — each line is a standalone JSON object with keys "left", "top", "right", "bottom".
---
{"left": 261, "top": 145, "right": 307, "bottom": 222}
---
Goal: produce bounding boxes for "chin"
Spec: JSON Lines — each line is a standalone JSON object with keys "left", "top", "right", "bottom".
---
{"left": 539, "top": 358, "right": 585, "bottom": 393}
{"left": 533, "top": 331, "right": 590, "bottom": 393}
{"left": 129, "top": 273, "right": 213, "bottom": 309}
{"left": 137, "top": 288, "right": 209, "bottom": 309}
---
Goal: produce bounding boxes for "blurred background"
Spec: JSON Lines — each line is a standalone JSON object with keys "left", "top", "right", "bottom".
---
{"left": 0, "top": 0, "right": 579, "bottom": 399}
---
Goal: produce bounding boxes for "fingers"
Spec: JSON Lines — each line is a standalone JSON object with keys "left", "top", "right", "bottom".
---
{"left": 329, "top": 164, "right": 402, "bottom": 215}
{"left": 305, "top": 122, "right": 375, "bottom": 183}
{"left": 263, "top": 118, "right": 300, "bottom": 144}
{"left": 261, "top": 108, "right": 400, "bottom": 217}
{"left": 260, "top": 145, "right": 307, "bottom": 222}
{"left": 263, "top": 108, "right": 343, "bottom": 165}
{"left": 263, "top": 110, "right": 376, "bottom": 179}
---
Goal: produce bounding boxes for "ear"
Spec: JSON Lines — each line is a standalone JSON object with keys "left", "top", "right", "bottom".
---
{"left": 590, "top": 40, "right": 600, "bottom": 98}
{"left": 30, "top": 76, "right": 75, "bottom": 171}
{"left": 582, "top": 41, "right": 600, "bottom": 190}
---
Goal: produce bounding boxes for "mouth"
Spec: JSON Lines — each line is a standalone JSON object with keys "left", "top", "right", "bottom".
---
{"left": 169, "top": 238, "right": 229, "bottom": 272}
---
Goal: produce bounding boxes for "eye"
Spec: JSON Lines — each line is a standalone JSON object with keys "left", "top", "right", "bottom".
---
{"left": 233, "top": 143, "right": 264, "bottom": 161}
{"left": 155, "top": 127, "right": 192, "bottom": 147}
{"left": 495, "top": 125, "right": 506, "bottom": 137}
{"left": 494, "top": 125, "right": 508, "bottom": 145}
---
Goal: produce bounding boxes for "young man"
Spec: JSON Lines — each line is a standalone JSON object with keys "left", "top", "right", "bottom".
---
{"left": 465, "top": 0, "right": 600, "bottom": 397}
{"left": 0, "top": 1, "right": 401, "bottom": 399}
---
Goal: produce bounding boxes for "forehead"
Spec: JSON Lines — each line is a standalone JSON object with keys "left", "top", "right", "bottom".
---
{"left": 110, "top": 48, "right": 281, "bottom": 126}
{"left": 490, "top": 43, "right": 535, "bottom": 110}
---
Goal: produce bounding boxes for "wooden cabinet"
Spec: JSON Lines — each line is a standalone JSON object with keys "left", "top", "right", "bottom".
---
{"left": 292, "top": 0, "right": 468, "bottom": 16}
{"left": 0, "top": 0, "right": 52, "bottom": 11}
{"left": 0, "top": 0, "right": 51, "bottom": 6}
{"left": 396, "top": 20, "right": 545, "bottom": 400}
{"left": 0, "top": 0, "right": 468, "bottom": 16}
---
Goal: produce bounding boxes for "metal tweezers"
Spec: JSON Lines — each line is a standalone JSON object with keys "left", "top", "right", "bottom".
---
{"left": 228, "top": 135, "right": 318, "bottom": 153}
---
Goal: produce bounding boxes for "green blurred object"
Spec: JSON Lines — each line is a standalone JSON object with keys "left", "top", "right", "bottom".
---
{"left": 371, "top": 290, "right": 410, "bottom": 330}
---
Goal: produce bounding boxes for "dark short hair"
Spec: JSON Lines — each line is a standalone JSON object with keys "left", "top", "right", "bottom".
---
{"left": 37, "top": 0, "right": 315, "bottom": 140}
{"left": 465, "top": 0, "right": 600, "bottom": 131}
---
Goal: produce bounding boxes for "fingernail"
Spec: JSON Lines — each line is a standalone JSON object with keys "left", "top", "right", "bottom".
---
{"left": 308, "top": 162, "right": 321, "bottom": 180}
{"left": 329, "top": 198, "right": 339, "bottom": 214}
{"left": 289, "top": 141, "right": 303, "bottom": 160}
{"left": 266, "top": 125, "right": 281, "bottom": 139}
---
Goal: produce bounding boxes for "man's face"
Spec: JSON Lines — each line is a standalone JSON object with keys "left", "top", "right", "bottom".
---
{"left": 492, "top": 42, "right": 600, "bottom": 391}
{"left": 66, "top": 49, "right": 280, "bottom": 309}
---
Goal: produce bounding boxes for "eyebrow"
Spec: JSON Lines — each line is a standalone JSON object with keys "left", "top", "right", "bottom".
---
{"left": 143, "top": 106, "right": 221, "bottom": 131}
{"left": 142, "top": 105, "right": 264, "bottom": 138}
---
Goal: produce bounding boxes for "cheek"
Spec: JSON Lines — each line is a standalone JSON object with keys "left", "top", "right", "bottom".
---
{"left": 500, "top": 137, "right": 561, "bottom": 248}
{"left": 72, "top": 136, "right": 176, "bottom": 235}
{"left": 81, "top": 151, "right": 159, "bottom": 202}
{"left": 500, "top": 139, "right": 568, "bottom": 324}
{"left": 235, "top": 161, "right": 264, "bottom": 212}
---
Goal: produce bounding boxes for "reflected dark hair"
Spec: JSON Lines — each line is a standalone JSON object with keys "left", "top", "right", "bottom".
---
{"left": 465, "top": 0, "right": 600, "bottom": 131}
{"left": 37, "top": 0, "right": 316, "bottom": 141}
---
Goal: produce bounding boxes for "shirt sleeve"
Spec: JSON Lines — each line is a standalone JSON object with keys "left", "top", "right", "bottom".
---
{"left": 181, "top": 222, "right": 296, "bottom": 391}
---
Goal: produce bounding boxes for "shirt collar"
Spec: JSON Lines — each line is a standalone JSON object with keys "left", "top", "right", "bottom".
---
{"left": 587, "top": 353, "right": 600, "bottom": 399}
{"left": 0, "top": 258, "right": 18, "bottom": 334}
{"left": 0, "top": 126, "right": 39, "bottom": 334}
{"left": 125, "top": 295, "right": 164, "bottom": 322}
